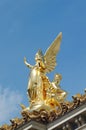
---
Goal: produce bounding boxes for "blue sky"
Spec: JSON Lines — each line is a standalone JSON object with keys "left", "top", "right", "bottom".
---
{"left": 0, "top": 0, "right": 86, "bottom": 125}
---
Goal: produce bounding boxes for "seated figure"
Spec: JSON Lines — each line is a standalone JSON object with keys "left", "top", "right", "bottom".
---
{"left": 50, "top": 74, "right": 67, "bottom": 103}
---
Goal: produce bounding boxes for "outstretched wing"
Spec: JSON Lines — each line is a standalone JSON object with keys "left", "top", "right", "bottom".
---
{"left": 44, "top": 32, "right": 62, "bottom": 73}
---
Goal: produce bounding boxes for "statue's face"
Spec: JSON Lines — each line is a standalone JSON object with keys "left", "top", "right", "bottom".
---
{"left": 35, "top": 53, "right": 42, "bottom": 62}
{"left": 54, "top": 74, "right": 62, "bottom": 81}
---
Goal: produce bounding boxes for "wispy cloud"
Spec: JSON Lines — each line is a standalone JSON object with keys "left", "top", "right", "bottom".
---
{"left": 0, "top": 85, "right": 23, "bottom": 124}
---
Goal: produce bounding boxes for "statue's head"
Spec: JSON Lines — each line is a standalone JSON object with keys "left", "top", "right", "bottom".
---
{"left": 35, "top": 49, "right": 44, "bottom": 62}
{"left": 54, "top": 74, "right": 62, "bottom": 82}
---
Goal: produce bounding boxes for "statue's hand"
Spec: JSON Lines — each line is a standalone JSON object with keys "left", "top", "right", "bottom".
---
{"left": 24, "top": 57, "right": 26, "bottom": 63}
{"left": 24, "top": 57, "right": 33, "bottom": 68}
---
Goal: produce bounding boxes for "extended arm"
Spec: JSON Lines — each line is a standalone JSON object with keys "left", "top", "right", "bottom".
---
{"left": 24, "top": 57, "right": 33, "bottom": 69}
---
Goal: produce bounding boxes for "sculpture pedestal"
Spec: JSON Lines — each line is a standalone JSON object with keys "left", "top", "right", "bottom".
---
{"left": 18, "top": 102, "right": 86, "bottom": 130}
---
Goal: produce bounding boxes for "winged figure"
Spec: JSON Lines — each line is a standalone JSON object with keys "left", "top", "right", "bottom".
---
{"left": 24, "top": 32, "right": 62, "bottom": 110}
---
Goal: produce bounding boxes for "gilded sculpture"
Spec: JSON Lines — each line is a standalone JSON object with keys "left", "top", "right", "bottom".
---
{"left": 24, "top": 32, "right": 67, "bottom": 111}
{"left": 1, "top": 33, "right": 86, "bottom": 130}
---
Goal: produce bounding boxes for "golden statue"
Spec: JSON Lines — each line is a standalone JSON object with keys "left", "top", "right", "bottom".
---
{"left": 24, "top": 32, "right": 67, "bottom": 111}
{"left": 1, "top": 32, "right": 86, "bottom": 129}
{"left": 50, "top": 74, "right": 67, "bottom": 102}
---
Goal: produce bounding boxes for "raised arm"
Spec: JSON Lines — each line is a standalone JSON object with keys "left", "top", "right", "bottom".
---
{"left": 24, "top": 57, "right": 33, "bottom": 69}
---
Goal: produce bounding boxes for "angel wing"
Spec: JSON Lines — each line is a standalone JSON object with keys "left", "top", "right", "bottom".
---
{"left": 44, "top": 32, "right": 62, "bottom": 73}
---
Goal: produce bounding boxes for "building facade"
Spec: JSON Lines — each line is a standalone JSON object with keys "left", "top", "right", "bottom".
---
{"left": 0, "top": 93, "right": 86, "bottom": 130}
{"left": 16, "top": 102, "right": 86, "bottom": 130}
